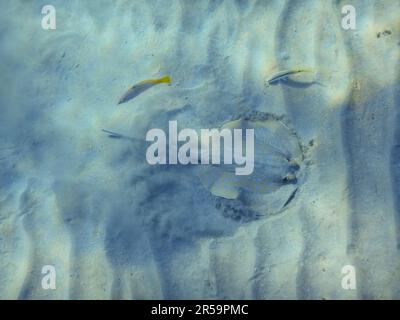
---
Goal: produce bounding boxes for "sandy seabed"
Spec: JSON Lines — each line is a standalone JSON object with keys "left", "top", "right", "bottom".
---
{"left": 0, "top": 0, "right": 399, "bottom": 299}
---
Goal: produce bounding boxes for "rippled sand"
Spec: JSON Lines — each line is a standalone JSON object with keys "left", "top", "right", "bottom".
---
{"left": 0, "top": 0, "right": 399, "bottom": 299}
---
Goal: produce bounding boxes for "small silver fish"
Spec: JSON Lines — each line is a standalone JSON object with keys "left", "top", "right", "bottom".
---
{"left": 265, "top": 68, "right": 314, "bottom": 86}
{"left": 118, "top": 75, "right": 171, "bottom": 104}
{"left": 102, "top": 129, "right": 136, "bottom": 142}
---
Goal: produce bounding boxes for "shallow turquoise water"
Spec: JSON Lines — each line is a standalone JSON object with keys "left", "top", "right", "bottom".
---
{"left": 0, "top": 0, "right": 399, "bottom": 299}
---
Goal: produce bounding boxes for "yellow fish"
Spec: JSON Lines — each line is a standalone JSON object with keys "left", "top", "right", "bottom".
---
{"left": 118, "top": 75, "right": 171, "bottom": 104}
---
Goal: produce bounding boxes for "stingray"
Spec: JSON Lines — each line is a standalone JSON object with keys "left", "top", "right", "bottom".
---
{"left": 196, "top": 112, "right": 305, "bottom": 218}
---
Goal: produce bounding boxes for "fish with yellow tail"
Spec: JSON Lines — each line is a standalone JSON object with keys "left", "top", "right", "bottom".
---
{"left": 118, "top": 75, "right": 171, "bottom": 104}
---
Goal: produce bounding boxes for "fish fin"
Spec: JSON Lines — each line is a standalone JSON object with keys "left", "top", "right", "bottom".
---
{"left": 313, "top": 73, "right": 327, "bottom": 87}
{"left": 314, "top": 70, "right": 338, "bottom": 87}
{"left": 158, "top": 75, "right": 171, "bottom": 85}
{"left": 314, "top": 69, "right": 339, "bottom": 79}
